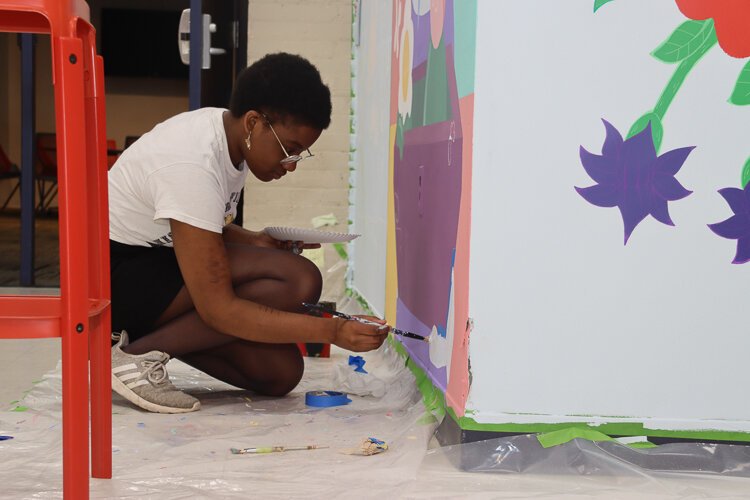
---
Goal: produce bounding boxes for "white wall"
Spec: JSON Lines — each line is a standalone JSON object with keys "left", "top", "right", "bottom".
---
{"left": 244, "top": 0, "right": 352, "bottom": 303}
{"left": 350, "top": 0, "right": 393, "bottom": 316}
{"left": 469, "top": 0, "right": 750, "bottom": 431}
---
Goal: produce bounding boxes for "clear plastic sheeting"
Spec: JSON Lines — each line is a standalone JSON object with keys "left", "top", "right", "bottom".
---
{"left": 0, "top": 341, "right": 436, "bottom": 499}
{"left": 2, "top": 334, "right": 750, "bottom": 499}
{"left": 435, "top": 434, "right": 750, "bottom": 477}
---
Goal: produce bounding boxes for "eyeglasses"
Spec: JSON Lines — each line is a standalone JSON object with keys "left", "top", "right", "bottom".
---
{"left": 262, "top": 114, "right": 314, "bottom": 165}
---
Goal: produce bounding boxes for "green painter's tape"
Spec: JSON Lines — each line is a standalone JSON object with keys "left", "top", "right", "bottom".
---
{"left": 390, "top": 337, "right": 750, "bottom": 443}
{"left": 455, "top": 418, "right": 750, "bottom": 443}
{"left": 537, "top": 427, "right": 615, "bottom": 448}
{"left": 538, "top": 428, "right": 660, "bottom": 449}
{"left": 630, "top": 441, "right": 658, "bottom": 449}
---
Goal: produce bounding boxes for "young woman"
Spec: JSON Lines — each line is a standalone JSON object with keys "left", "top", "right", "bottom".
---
{"left": 108, "top": 53, "right": 388, "bottom": 414}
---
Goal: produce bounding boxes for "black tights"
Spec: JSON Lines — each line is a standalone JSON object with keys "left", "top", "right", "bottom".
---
{"left": 124, "top": 244, "right": 322, "bottom": 397}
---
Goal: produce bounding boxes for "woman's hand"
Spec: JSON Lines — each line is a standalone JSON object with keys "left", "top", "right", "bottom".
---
{"left": 251, "top": 230, "right": 321, "bottom": 254}
{"left": 330, "top": 317, "right": 390, "bottom": 352}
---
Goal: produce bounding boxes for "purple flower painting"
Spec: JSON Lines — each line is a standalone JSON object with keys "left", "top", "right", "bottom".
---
{"left": 576, "top": 120, "right": 694, "bottom": 244}
{"left": 707, "top": 184, "right": 750, "bottom": 264}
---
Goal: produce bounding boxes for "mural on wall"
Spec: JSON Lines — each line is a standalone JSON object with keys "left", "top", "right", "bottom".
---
{"left": 578, "top": 0, "right": 750, "bottom": 258}
{"left": 387, "top": 0, "right": 476, "bottom": 414}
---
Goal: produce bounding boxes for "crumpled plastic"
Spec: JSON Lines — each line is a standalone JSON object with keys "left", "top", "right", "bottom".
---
{"left": 332, "top": 360, "right": 386, "bottom": 397}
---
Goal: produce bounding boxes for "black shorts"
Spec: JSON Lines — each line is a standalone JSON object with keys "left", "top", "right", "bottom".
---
{"left": 110, "top": 240, "right": 185, "bottom": 341}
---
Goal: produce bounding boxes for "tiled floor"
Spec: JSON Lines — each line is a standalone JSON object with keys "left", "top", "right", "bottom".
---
{"left": 1, "top": 338, "right": 59, "bottom": 405}
{"left": 0, "top": 212, "right": 59, "bottom": 287}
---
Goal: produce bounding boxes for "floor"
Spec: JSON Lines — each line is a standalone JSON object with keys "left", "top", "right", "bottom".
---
{"left": 0, "top": 212, "right": 59, "bottom": 287}
{"left": 1, "top": 214, "right": 749, "bottom": 498}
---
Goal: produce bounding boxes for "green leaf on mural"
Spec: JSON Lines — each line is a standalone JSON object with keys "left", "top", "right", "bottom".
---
{"left": 729, "top": 60, "right": 750, "bottom": 106}
{"left": 593, "top": 0, "right": 615, "bottom": 13}
{"left": 741, "top": 156, "right": 750, "bottom": 188}
{"left": 627, "top": 112, "right": 663, "bottom": 153}
{"left": 652, "top": 19, "right": 716, "bottom": 63}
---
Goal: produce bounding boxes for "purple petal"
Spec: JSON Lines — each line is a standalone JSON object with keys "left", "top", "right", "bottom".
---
{"left": 732, "top": 237, "right": 750, "bottom": 264}
{"left": 580, "top": 147, "right": 618, "bottom": 184}
{"left": 619, "top": 198, "right": 649, "bottom": 244}
{"left": 601, "top": 119, "right": 623, "bottom": 156}
{"left": 623, "top": 122, "right": 656, "bottom": 164}
{"left": 717, "top": 187, "right": 747, "bottom": 215}
{"left": 575, "top": 184, "right": 620, "bottom": 208}
{"left": 744, "top": 184, "right": 750, "bottom": 208}
{"left": 653, "top": 175, "right": 692, "bottom": 201}
{"left": 653, "top": 146, "right": 694, "bottom": 176}
{"left": 708, "top": 214, "right": 750, "bottom": 239}
{"left": 649, "top": 197, "right": 675, "bottom": 226}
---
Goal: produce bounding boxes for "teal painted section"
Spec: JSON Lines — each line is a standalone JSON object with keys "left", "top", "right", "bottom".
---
{"left": 453, "top": 0, "right": 477, "bottom": 98}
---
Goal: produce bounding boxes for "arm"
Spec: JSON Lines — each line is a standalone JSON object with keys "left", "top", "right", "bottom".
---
{"left": 171, "top": 219, "right": 384, "bottom": 350}
{"left": 222, "top": 223, "right": 321, "bottom": 252}
{"left": 222, "top": 223, "right": 271, "bottom": 246}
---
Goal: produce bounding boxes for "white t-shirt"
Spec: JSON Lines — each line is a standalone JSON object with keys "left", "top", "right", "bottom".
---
{"left": 109, "top": 108, "right": 248, "bottom": 247}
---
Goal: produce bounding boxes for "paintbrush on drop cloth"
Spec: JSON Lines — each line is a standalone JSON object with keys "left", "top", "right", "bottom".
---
{"left": 230, "top": 445, "right": 328, "bottom": 454}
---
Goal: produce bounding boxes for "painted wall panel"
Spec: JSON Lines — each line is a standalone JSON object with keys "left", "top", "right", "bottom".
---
{"left": 351, "top": 0, "right": 393, "bottom": 316}
{"left": 386, "top": 0, "right": 477, "bottom": 415}
{"left": 469, "top": 0, "right": 750, "bottom": 430}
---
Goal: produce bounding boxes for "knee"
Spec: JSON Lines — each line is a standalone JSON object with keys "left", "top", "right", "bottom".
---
{"left": 294, "top": 256, "right": 323, "bottom": 304}
{"left": 257, "top": 349, "right": 304, "bottom": 397}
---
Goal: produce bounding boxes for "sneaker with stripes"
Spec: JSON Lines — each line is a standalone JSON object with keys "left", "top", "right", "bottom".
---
{"left": 111, "top": 331, "right": 200, "bottom": 414}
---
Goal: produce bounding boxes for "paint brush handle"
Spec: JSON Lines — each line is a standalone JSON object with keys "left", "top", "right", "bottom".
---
{"left": 231, "top": 445, "right": 328, "bottom": 454}
{"left": 302, "top": 303, "right": 430, "bottom": 342}
{"left": 390, "top": 328, "right": 430, "bottom": 342}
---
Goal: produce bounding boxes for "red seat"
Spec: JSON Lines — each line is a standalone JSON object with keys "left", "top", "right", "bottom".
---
{"left": 0, "top": 1, "right": 112, "bottom": 498}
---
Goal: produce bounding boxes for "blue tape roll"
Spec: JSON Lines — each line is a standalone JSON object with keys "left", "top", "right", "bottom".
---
{"left": 305, "top": 390, "right": 352, "bottom": 407}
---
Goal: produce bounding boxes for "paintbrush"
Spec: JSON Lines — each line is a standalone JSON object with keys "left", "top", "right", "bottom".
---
{"left": 230, "top": 445, "right": 328, "bottom": 454}
{"left": 303, "top": 303, "right": 430, "bottom": 343}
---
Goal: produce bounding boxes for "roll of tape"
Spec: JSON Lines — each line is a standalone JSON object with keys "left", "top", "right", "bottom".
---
{"left": 305, "top": 390, "right": 352, "bottom": 407}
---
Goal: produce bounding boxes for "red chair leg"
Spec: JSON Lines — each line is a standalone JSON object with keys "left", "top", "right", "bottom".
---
{"left": 56, "top": 35, "right": 91, "bottom": 500}
{"left": 90, "top": 313, "right": 112, "bottom": 478}
{"left": 62, "top": 323, "right": 90, "bottom": 499}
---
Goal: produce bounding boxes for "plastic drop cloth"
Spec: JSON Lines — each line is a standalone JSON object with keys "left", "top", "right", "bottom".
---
{"left": 0, "top": 339, "right": 437, "bottom": 499}
{"left": 2, "top": 334, "right": 750, "bottom": 498}
{"left": 439, "top": 433, "right": 750, "bottom": 477}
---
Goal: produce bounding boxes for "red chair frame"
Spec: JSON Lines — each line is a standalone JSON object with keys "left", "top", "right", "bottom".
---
{"left": 0, "top": 1, "right": 112, "bottom": 498}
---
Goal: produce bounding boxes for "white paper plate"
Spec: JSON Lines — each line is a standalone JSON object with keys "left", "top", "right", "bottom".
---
{"left": 264, "top": 226, "right": 360, "bottom": 244}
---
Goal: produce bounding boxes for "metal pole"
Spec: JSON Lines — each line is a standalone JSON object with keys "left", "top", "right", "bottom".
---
{"left": 19, "top": 34, "right": 35, "bottom": 286}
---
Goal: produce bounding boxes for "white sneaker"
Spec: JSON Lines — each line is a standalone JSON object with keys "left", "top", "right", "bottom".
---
{"left": 111, "top": 331, "right": 200, "bottom": 414}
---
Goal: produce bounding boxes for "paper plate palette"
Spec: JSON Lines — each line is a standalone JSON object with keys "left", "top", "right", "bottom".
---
{"left": 264, "top": 226, "right": 360, "bottom": 244}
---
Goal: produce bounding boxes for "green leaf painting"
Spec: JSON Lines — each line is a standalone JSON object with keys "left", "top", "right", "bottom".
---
{"left": 730, "top": 61, "right": 750, "bottom": 106}
{"left": 652, "top": 19, "right": 716, "bottom": 63}
{"left": 593, "top": 0, "right": 615, "bottom": 13}
{"left": 742, "top": 156, "right": 750, "bottom": 188}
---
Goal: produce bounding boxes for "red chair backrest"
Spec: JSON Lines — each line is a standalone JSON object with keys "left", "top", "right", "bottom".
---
{"left": 0, "top": 143, "right": 17, "bottom": 174}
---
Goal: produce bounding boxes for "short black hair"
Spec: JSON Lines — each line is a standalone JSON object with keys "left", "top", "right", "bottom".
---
{"left": 229, "top": 52, "right": 332, "bottom": 130}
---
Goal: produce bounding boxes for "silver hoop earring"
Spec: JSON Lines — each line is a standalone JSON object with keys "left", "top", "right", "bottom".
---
{"left": 244, "top": 134, "right": 252, "bottom": 151}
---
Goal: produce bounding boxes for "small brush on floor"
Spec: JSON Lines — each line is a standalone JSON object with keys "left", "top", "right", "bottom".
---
{"left": 230, "top": 445, "right": 328, "bottom": 454}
